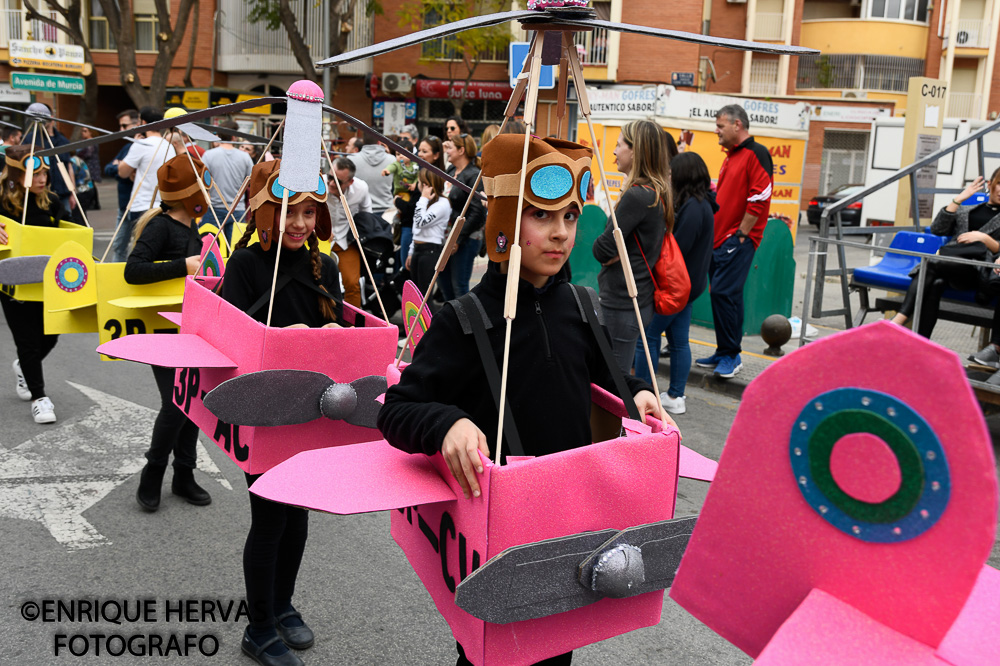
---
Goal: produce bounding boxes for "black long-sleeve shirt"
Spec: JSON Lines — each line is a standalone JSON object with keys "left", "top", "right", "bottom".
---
{"left": 378, "top": 263, "right": 652, "bottom": 461}
{"left": 124, "top": 214, "right": 201, "bottom": 284}
{"left": 593, "top": 184, "right": 666, "bottom": 310}
{"left": 1, "top": 192, "right": 67, "bottom": 227}
{"left": 673, "top": 193, "right": 718, "bottom": 303}
{"left": 220, "top": 243, "right": 342, "bottom": 328}
{"left": 447, "top": 163, "right": 486, "bottom": 244}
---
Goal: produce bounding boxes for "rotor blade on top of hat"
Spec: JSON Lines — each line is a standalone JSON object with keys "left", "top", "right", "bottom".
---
{"left": 322, "top": 104, "right": 486, "bottom": 202}
{"left": 31, "top": 96, "right": 286, "bottom": 159}
{"left": 192, "top": 122, "right": 284, "bottom": 148}
{"left": 551, "top": 17, "right": 818, "bottom": 55}
{"left": 0, "top": 104, "right": 134, "bottom": 141}
{"left": 316, "top": 10, "right": 536, "bottom": 68}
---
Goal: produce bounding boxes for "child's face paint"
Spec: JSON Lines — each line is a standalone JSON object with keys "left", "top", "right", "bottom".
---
{"left": 518, "top": 203, "right": 579, "bottom": 288}
{"left": 281, "top": 201, "right": 318, "bottom": 251}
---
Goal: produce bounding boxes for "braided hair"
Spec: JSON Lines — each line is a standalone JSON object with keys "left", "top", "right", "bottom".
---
{"left": 307, "top": 233, "right": 341, "bottom": 324}
{"left": 234, "top": 216, "right": 258, "bottom": 250}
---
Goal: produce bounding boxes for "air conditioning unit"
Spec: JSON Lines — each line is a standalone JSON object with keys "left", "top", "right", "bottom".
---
{"left": 841, "top": 90, "right": 868, "bottom": 99}
{"left": 381, "top": 72, "right": 412, "bottom": 94}
{"left": 956, "top": 29, "right": 979, "bottom": 46}
{"left": 726, "top": 0, "right": 747, "bottom": 4}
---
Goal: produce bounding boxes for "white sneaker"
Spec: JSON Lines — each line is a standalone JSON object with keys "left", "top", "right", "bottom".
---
{"left": 659, "top": 392, "right": 686, "bottom": 415}
{"left": 31, "top": 396, "right": 56, "bottom": 424}
{"left": 13, "top": 359, "right": 31, "bottom": 401}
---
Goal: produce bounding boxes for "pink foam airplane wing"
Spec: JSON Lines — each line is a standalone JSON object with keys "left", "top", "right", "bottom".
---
{"left": 97, "top": 333, "right": 237, "bottom": 368}
{"left": 249, "top": 440, "right": 457, "bottom": 514}
{"left": 157, "top": 311, "right": 182, "bottom": 327}
{"left": 678, "top": 445, "right": 716, "bottom": 482}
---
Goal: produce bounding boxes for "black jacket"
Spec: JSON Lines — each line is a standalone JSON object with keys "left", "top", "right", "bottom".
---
{"left": 378, "top": 263, "right": 652, "bottom": 461}
{"left": 124, "top": 214, "right": 201, "bottom": 284}
{"left": 673, "top": 193, "right": 718, "bottom": 303}
{"left": 447, "top": 163, "right": 486, "bottom": 244}
{"left": 1, "top": 192, "right": 67, "bottom": 227}
{"left": 220, "top": 243, "right": 342, "bottom": 328}
{"left": 593, "top": 184, "right": 666, "bottom": 310}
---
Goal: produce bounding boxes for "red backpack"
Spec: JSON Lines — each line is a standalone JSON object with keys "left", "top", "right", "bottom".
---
{"left": 635, "top": 193, "right": 691, "bottom": 316}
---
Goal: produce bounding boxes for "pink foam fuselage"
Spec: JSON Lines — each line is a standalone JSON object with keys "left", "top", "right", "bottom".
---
{"left": 162, "top": 277, "right": 396, "bottom": 473}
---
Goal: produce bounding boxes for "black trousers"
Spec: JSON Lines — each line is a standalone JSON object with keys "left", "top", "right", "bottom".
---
{"left": 898, "top": 261, "right": 981, "bottom": 338}
{"left": 243, "top": 473, "right": 309, "bottom": 631}
{"left": 708, "top": 235, "right": 756, "bottom": 357}
{"left": 410, "top": 242, "right": 442, "bottom": 297}
{"left": 456, "top": 642, "right": 571, "bottom": 665}
{"left": 146, "top": 365, "right": 200, "bottom": 469}
{"left": 0, "top": 293, "right": 58, "bottom": 400}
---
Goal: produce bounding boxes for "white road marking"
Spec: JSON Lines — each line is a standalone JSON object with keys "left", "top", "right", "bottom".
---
{"left": 0, "top": 381, "right": 232, "bottom": 550}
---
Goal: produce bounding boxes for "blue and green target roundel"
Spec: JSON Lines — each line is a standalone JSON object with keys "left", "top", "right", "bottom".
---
{"left": 789, "top": 388, "right": 950, "bottom": 543}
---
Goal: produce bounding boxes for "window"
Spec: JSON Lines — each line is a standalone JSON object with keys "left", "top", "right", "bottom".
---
{"left": 797, "top": 54, "right": 924, "bottom": 92}
{"left": 88, "top": 2, "right": 158, "bottom": 52}
{"left": 870, "top": 0, "right": 928, "bottom": 23}
{"left": 420, "top": 9, "right": 506, "bottom": 62}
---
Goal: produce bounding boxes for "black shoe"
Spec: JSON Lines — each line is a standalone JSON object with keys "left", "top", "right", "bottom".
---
{"left": 275, "top": 609, "right": 314, "bottom": 650}
{"left": 136, "top": 463, "right": 167, "bottom": 512}
{"left": 240, "top": 628, "right": 303, "bottom": 666}
{"left": 171, "top": 466, "right": 212, "bottom": 506}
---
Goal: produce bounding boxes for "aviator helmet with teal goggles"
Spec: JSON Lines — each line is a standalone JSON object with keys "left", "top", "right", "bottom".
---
{"left": 481, "top": 135, "right": 593, "bottom": 261}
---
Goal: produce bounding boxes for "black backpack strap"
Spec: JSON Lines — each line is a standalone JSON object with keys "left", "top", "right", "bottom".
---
{"left": 451, "top": 293, "right": 525, "bottom": 458}
{"left": 571, "top": 284, "right": 642, "bottom": 422}
{"left": 246, "top": 273, "right": 294, "bottom": 320}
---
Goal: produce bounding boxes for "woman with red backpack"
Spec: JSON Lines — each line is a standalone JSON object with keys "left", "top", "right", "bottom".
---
{"left": 633, "top": 151, "right": 716, "bottom": 414}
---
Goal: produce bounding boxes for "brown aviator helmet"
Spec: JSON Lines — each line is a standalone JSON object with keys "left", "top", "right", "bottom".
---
{"left": 156, "top": 153, "right": 210, "bottom": 219}
{"left": 4, "top": 144, "right": 49, "bottom": 191}
{"left": 246, "top": 159, "right": 331, "bottom": 251}
{"left": 480, "top": 135, "right": 593, "bottom": 262}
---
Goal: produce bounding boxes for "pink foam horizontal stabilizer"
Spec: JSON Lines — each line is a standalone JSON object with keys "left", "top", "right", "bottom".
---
{"left": 678, "top": 445, "right": 717, "bottom": 482}
{"left": 250, "top": 441, "right": 456, "bottom": 514}
{"left": 97, "top": 333, "right": 237, "bottom": 368}
{"left": 157, "top": 311, "right": 182, "bottom": 326}
{"left": 756, "top": 588, "right": 943, "bottom": 665}
{"left": 936, "top": 565, "right": 1000, "bottom": 665}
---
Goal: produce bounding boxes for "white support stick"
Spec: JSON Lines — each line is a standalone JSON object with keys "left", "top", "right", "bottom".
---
{"left": 265, "top": 188, "right": 290, "bottom": 328}
{"left": 177, "top": 133, "right": 232, "bottom": 254}
{"left": 20, "top": 122, "right": 39, "bottom": 228}
{"left": 566, "top": 39, "right": 665, "bottom": 417}
{"left": 39, "top": 128, "right": 92, "bottom": 228}
{"left": 494, "top": 45, "right": 543, "bottom": 466}
{"left": 99, "top": 132, "right": 172, "bottom": 263}
{"left": 322, "top": 142, "right": 390, "bottom": 324}
{"left": 393, "top": 113, "right": 519, "bottom": 366}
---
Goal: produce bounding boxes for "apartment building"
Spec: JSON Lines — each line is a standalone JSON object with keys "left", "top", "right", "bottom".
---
{"left": 1, "top": 0, "right": 990, "bottom": 206}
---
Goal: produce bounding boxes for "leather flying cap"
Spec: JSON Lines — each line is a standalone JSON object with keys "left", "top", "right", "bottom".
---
{"left": 157, "top": 153, "right": 210, "bottom": 219}
{"left": 481, "top": 135, "right": 592, "bottom": 262}
{"left": 247, "top": 159, "right": 331, "bottom": 251}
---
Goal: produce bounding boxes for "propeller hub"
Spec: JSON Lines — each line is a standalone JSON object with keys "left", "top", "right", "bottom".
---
{"left": 584, "top": 544, "right": 645, "bottom": 598}
{"left": 320, "top": 383, "right": 357, "bottom": 421}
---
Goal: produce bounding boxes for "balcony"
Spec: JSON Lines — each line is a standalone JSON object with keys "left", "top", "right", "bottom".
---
{"left": 753, "top": 13, "right": 784, "bottom": 41}
{"left": 948, "top": 92, "right": 982, "bottom": 118}
{"left": 796, "top": 53, "right": 925, "bottom": 93}
{"left": 945, "top": 19, "right": 991, "bottom": 49}
{"left": 0, "top": 8, "right": 61, "bottom": 49}
{"left": 748, "top": 58, "right": 779, "bottom": 96}
{"left": 800, "top": 20, "right": 928, "bottom": 59}
{"left": 216, "top": 0, "right": 373, "bottom": 76}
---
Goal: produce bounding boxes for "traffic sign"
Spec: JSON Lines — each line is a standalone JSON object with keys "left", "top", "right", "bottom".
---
{"left": 9, "top": 40, "right": 85, "bottom": 74}
{"left": 509, "top": 42, "right": 555, "bottom": 89}
{"left": 11, "top": 72, "right": 85, "bottom": 96}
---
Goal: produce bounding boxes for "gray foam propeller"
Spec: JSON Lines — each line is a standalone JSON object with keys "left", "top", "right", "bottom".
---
{"left": 202, "top": 369, "right": 387, "bottom": 429}
{"left": 0, "top": 255, "right": 50, "bottom": 285}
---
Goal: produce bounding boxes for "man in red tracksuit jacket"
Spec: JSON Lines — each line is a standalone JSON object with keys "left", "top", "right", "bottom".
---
{"left": 695, "top": 104, "right": 773, "bottom": 379}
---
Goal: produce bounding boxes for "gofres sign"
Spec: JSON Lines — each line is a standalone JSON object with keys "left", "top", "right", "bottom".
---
{"left": 656, "top": 87, "right": 810, "bottom": 132}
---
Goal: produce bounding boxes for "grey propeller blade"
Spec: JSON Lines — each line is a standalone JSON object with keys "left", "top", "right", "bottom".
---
{"left": 192, "top": 122, "right": 284, "bottom": 148}
{"left": 32, "top": 97, "right": 285, "bottom": 158}
{"left": 0, "top": 255, "right": 50, "bottom": 285}
{"left": 203, "top": 369, "right": 387, "bottom": 428}
{"left": 455, "top": 515, "right": 697, "bottom": 624}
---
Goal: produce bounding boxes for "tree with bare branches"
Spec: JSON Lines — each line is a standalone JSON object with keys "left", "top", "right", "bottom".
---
{"left": 20, "top": 0, "right": 98, "bottom": 128}
{"left": 248, "top": 0, "right": 381, "bottom": 93}
{"left": 96, "top": 0, "right": 198, "bottom": 109}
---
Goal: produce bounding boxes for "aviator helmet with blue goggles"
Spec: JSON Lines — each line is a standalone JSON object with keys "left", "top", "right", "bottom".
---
{"left": 481, "top": 134, "right": 593, "bottom": 262}
{"left": 5, "top": 149, "right": 50, "bottom": 174}
{"left": 246, "top": 159, "right": 332, "bottom": 251}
